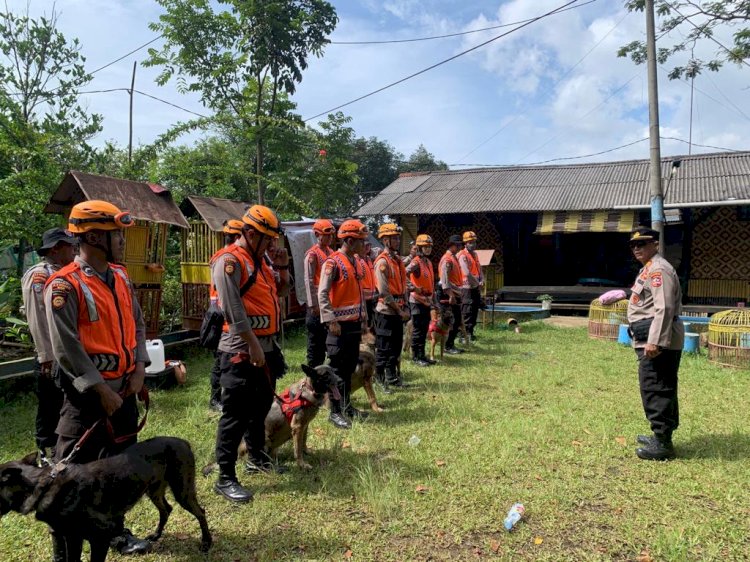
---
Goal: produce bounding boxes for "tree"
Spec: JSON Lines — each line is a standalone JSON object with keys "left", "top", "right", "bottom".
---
{"left": 619, "top": 1, "right": 750, "bottom": 79}
{"left": 350, "top": 136, "right": 401, "bottom": 207}
{"left": 0, "top": 7, "right": 101, "bottom": 272}
{"left": 145, "top": 0, "right": 338, "bottom": 203}
{"left": 398, "top": 144, "right": 449, "bottom": 174}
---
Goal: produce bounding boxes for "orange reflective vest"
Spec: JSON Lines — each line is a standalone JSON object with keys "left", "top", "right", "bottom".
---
{"left": 327, "top": 251, "right": 365, "bottom": 322}
{"left": 375, "top": 251, "right": 406, "bottom": 307}
{"left": 305, "top": 244, "right": 332, "bottom": 287}
{"left": 359, "top": 255, "right": 375, "bottom": 301}
{"left": 215, "top": 245, "right": 280, "bottom": 336}
{"left": 409, "top": 256, "right": 435, "bottom": 306}
{"left": 457, "top": 248, "right": 481, "bottom": 287}
{"left": 439, "top": 251, "right": 462, "bottom": 289}
{"left": 47, "top": 262, "right": 137, "bottom": 380}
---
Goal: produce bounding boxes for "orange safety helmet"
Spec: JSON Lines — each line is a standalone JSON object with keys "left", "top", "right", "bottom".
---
{"left": 242, "top": 205, "right": 282, "bottom": 238}
{"left": 415, "top": 234, "right": 433, "bottom": 247}
{"left": 67, "top": 200, "right": 133, "bottom": 234}
{"left": 463, "top": 231, "right": 477, "bottom": 242}
{"left": 337, "top": 219, "right": 369, "bottom": 240}
{"left": 377, "top": 223, "right": 402, "bottom": 239}
{"left": 313, "top": 219, "right": 335, "bottom": 235}
{"left": 222, "top": 219, "right": 244, "bottom": 235}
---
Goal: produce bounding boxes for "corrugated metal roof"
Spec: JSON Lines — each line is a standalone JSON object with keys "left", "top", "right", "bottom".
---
{"left": 182, "top": 196, "right": 250, "bottom": 232}
{"left": 45, "top": 171, "right": 190, "bottom": 228}
{"left": 356, "top": 151, "right": 750, "bottom": 216}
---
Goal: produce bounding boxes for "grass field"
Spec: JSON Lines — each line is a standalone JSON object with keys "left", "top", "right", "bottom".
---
{"left": 1, "top": 321, "right": 749, "bottom": 561}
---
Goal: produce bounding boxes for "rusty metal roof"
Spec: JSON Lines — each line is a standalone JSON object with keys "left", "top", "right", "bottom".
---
{"left": 45, "top": 171, "right": 190, "bottom": 228}
{"left": 356, "top": 151, "right": 750, "bottom": 216}
{"left": 182, "top": 196, "right": 250, "bottom": 232}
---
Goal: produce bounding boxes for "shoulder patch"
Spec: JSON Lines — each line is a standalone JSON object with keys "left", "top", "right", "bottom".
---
{"left": 650, "top": 271, "right": 663, "bottom": 288}
{"left": 324, "top": 261, "right": 334, "bottom": 276}
{"left": 49, "top": 278, "right": 73, "bottom": 309}
{"left": 224, "top": 257, "right": 238, "bottom": 276}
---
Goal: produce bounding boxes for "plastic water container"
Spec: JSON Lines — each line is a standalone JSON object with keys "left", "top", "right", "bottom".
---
{"left": 617, "top": 324, "right": 632, "bottom": 346}
{"left": 145, "top": 339, "right": 165, "bottom": 374}
{"left": 683, "top": 332, "right": 700, "bottom": 354}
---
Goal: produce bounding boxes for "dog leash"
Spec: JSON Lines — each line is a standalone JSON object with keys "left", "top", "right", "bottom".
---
{"left": 231, "top": 352, "right": 292, "bottom": 405}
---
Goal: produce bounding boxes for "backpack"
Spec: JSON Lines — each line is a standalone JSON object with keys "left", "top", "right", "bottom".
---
{"left": 199, "top": 256, "right": 258, "bottom": 349}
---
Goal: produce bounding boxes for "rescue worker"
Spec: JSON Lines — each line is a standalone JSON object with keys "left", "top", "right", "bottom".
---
{"left": 45, "top": 200, "right": 151, "bottom": 556}
{"left": 318, "top": 219, "right": 369, "bottom": 429}
{"left": 438, "top": 235, "right": 465, "bottom": 354}
{"left": 457, "top": 231, "right": 484, "bottom": 343}
{"left": 373, "top": 223, "right": 410, "bottom": 389}
{"left": 359, "top": 240, "right": 377, "bottom": 330}
{"left": 406, "top": 234, "right": 437, "bottom": 367}
{"left": 212, "top": 205, "right": 289, "bottom": 503}
{"left": 208, "top": 219, "right": 245, "bottom": 412}
{"left": 304, "top": 219, "right": 335, "bottom": 367}
{"left": 626, "top": 226, "right": 684, "bottom": 461}
{"left": 21, "top": 227, "right": 76, "bottom": 455}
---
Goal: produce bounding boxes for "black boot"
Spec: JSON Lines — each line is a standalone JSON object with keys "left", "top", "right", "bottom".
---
{"left": 375, "top": 369, "right": 392, "bottom": 394}
{"left": 636, "top": 434, "right": 656, "bottom": 446}
{"left": 214, "top": 475, "right": 253, "bottom": 503}
{"left": 384, "top": 367, "right": 400, "bottom": 388}
{"left": 345, "top": 405, "right": 370, "bottom": 420}
{"left": 412, "top": 347, "right": 430, "bottom": 367}
{"left": 636, "top": 434, "right": 675, "bottom": 461}
{"left": 111, "top": 528, "right": 152, "bottom": 555}
{"left": 209, "top": 397, "right": 223, "bottom": 413}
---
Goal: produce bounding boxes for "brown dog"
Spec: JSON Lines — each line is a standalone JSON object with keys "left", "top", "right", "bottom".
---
{"left": 428, "top": 307, "right": 454, "bottom": 361}
{"left": 0, "top": 437, "right": 212, "bottom": 562}
{"left": 350, "top": 330, "right": 384, "bottom": 412}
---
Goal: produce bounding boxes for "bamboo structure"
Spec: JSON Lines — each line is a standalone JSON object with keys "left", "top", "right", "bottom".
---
{"left": 587, "top": 298, "right": 629, "bottom": 341}
{"left": 707, "top": 309, "right": 750, "bottom": 369}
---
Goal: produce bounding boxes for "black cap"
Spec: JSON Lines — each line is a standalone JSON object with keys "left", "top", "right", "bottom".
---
{"left": 629, "top": 226, "right": 659, "bottom": 243}
{"left": 37, "top": 228, "right": 76, "bottom": 255}
{"left": 448, "top": 234, "right": 462, "bottom": 245}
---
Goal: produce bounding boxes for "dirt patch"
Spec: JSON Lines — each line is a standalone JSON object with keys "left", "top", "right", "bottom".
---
{"left": 543, "top": 316, "right": 588, "bottom": 329}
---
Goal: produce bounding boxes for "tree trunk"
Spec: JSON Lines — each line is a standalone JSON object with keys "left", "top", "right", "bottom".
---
{"left": 16, "top": 238, "right": 27, "bottom": 278}
{"left": 256, "top": 137, "right": 265, "bottom": 204}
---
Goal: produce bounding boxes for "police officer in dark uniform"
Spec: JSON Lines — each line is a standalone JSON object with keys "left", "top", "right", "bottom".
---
{"left": 626, "top": 226, "right": 684, "bottom": 461}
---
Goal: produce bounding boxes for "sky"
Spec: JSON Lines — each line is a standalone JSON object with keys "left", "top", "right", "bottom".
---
{"left": 5, "top": 0, "right": 750, "bottom": 169}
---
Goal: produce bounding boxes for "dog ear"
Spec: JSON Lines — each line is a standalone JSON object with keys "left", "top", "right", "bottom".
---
{"left": 0, "top": 466, "right": 23, "bottom": 484}
{"left": 20, "top": 452, "right": 39, "bottom": 467}
{"left": 300, "top": 364, "right": 318, "bottom": 378}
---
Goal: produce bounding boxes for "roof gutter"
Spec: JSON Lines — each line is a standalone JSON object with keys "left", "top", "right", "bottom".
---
{"left": 613, "top": 199, "right": 750, "bottom": 210}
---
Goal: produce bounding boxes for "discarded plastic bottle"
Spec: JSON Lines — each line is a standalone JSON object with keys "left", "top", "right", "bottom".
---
{"left": 408, "top": 434, "right": 421, "bottom": 447}
{"left": 503, "top": 503, "right": 525, "bottom": 531}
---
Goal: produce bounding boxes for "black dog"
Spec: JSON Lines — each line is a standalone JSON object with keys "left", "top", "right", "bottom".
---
{"left": 0, "top": 437, "right": 212, "bottom": 562}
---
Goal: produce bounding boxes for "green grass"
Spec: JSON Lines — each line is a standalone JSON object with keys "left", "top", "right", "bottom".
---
{"left": 2, "top": 322, "right": 750, "bottom": 561}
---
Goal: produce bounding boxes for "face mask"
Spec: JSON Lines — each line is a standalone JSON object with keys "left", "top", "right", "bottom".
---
{"left": 467, "top": 242, "right": 476, "bottom": 251}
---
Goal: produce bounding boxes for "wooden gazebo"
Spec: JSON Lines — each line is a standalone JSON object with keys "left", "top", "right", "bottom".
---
{"left": 45, "top": 171, "right": 189, "bottom": 337}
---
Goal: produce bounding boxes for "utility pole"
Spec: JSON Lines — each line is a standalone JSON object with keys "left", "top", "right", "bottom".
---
{"left": 128, "top": 61, "right": 137, "bottom": 165}
{"left": 645, "top": 0, "right": 664, "bottom": 239}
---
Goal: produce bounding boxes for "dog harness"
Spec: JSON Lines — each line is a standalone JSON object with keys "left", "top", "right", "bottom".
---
{"left": 277, "top": 387, "right": 314, "bottom": 424}
{"left": 428, "top": 320, "right": 448, "bottom": 336}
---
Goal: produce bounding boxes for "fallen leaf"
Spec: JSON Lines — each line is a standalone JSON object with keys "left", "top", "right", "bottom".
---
{"left": 490, "top": 539, "right": 500, "bottom": 553}
{"left": 636, "top": 549, "right": 653, "bottom": 562}
{"left": 572, "top": 440, "right": 583, "bottom": 447}
{"left": 342, "top": 440, "right": 351, "bottom": 449}
{"left": 583, "top": 428, "right": 592, "bottom": 435}
{"left": 534, "top": 537, "right": 543, "bottom": 545}
{"left": 615, "top": 436, "right": 627, "bottom": 446}
{"left": 473, "top": 546, "right": 483, "bottom": 557}
{"left": 534, "top": 474, "right": 543, "bottom": 481}
{"left": 436, "top": 460, "right": 446, "bottom": 467}
{"left": 314, "top": 428, "right": 324, "bottom": 437}
{"left": 415, "top": 485, "right": 429, "bottom": 493}
{"left": 436, "top": 530, "right": 446, "bottom": 539}
{"left": 344, "top": 549, "right": 354, "bottom": 559}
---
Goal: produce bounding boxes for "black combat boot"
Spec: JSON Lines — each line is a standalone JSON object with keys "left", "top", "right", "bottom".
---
{"left": 636, "top": 434, "right": 656, "bottom": 446}
{"left": 636, "top": 434, "right": 675, "bottom": 461}
{"left": 412, "top": 346, "right": 430, "bottom": 367}
{"left": 328, "top": 382, "right": 352, "bottom": 429}
{"left": 214, "top": 474, "right": 254, "bottom": 503}
{"left": 111, "top": 528, "right": 152, "bottom": 555}
{"left": 375, "top": 369, "right": 392, "bottom": 394}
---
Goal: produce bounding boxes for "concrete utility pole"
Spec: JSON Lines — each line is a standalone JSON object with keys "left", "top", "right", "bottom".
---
{"left": 645, "top": 0, "right": 664, "bottom": 239}
{"left": 128, "top": 61, "right": 137, "bottom": 165}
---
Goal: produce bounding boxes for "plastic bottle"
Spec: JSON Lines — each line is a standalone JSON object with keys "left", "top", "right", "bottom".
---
{"left": 503, "top": 502, "right": 525, "bottom": 531}
{"left": 408, "top": 434, "right": 421, "bottom": 447}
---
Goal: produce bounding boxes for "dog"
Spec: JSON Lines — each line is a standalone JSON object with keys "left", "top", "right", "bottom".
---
{"left": 264, "top": 363, "right": 342, "bottom": 470}
{"left": 350, "top": 330, "right": 384, "bottom": 412}
{"left": 0, "top": 437, "right": 212, "bottom": 562}
{"left": 402, "top": 319, "right": 413, "bottom": 356}
{"left": 428, "top": 306, "right": 454, "bottom": 361}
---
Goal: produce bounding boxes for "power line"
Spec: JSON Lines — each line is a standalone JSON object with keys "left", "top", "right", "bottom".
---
{"left": 330, "top": 1, "right": 597, "bottom": 45}
{"left": 303, "top": 0, "right": 586, "bottom": 122}
{"left": 457, "top": 8, "right": 630, "bottom": 162}
{"left": 88, "top": 35, "right": 163, "bottom": 76}
{"left": 76, "top": 87, "right": 209, "bottom": 118}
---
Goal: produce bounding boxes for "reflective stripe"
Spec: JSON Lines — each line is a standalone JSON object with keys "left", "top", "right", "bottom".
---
{"left": 89, "top": 353, "right": 119, "bottom": 372}
{"left": 71, "top": 273, "right": 99, "bottom": 322}
{"left": 248, "top": 315, "right": 271, "bottom": 330}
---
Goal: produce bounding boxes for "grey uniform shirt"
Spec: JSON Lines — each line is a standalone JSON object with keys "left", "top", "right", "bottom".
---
{"left": 439, "top": 251, "right": 461, "bottom": 296}
{"left": 21, "top": 261, "right": 58, "bottom": 363}
{"left": 303, "top": 245, "right": 331, "bottom": 310}
{"left": 626, "top": 253, "right": 685, "bottom": 350}
{"left": 458, "top": 250, "right": 482, "bottom": 289}
{"left": 44, "top": 256, "right": 149, "bottom": 393}
{"left": 317, "top": 251, "right": 367, "bottom": 324}
{"left": 374, "top": 250, "right": 408, "bottom": 315}
{"left": 405, "top": 255, "right": 438, "bottom": 307}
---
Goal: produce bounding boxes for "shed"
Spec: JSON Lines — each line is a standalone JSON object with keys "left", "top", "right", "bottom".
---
{"left": 45, "top": 171, "right": 189, "bottom": 337}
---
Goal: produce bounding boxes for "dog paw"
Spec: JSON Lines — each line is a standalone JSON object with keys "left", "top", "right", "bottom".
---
{"left": 200, "top": 538, "right": 213, "bottom": 552}
{"left": 297, "top": 461, "right": 313, "bottom": 470}
{"left": 144, "top": 533, "right": 160, "bottom": 543}
{"left": 373, "top": 405, "right": 385, "bottom": 413}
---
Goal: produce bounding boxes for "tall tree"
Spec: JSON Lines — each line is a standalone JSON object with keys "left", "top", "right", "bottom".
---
{"left": 398, "top": 144, "right": 449, "bottom": 174}
{"left": 351, "top": 136, "right": 401, "bottom": 207}
{"left": 0, "top": 7, "right": 101, "bottom": 272}
{"left": 619, "top": 1, "right": 750, "bottom": 79}
{"left": 145, "top": 0, "right": 338, "bottom": 204}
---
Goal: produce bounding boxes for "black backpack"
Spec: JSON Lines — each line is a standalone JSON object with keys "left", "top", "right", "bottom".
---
{"left": 199, "top": 259, "right": 258, "bottom": 349}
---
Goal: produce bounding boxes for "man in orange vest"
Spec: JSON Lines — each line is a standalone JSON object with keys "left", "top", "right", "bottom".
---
{"left": 318, "top": 219, "right": 369, "bottom": 429}
{"left": 406, "top": 234, "right": 438, "bottom": 367}
{"left": 374, "top": 223, "right": 410, "bottom": 389}
{"left": 211, "top": 205, "right": 289, "bottom": 503}
{"left": 458, "top": 231, "right": 484, "bottom": 343}
{"left": 45, "top": 200, "right": 151, "bottom": 556}
{"left": 359, "top": 240, "right": 377, "bottom": 330}
{"left": 304, "top": 219, "right": 335, "bottom": 367}
{"left": 207, "top": 219, "right": 245, "bottom": 412}
{"left": 438, "top": 234, "right": 465, "bottom": 354}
